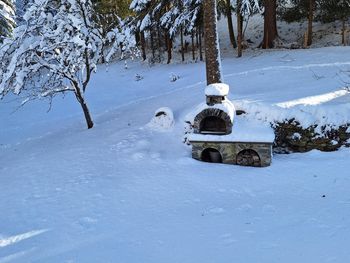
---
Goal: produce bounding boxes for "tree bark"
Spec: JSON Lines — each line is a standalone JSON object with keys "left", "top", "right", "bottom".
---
{"left": 73, "top": 82, "right": 93, "bottom": 129}
{"left": 237, "top": 0, "right": 243, "bottom": 57}
{"left": 80, "top": 99, "right": 94, "bottom": 129}
{"left": 157, "top": 25, "right": 162, "bottom": 63}
{"left": 135, "top": 30, "right": 140, "bottom": 47}
{"left": 342, "top": 19, "right": 346, "bottom": 46}
{"left": 191, "top": 31, "right": 196, "bottom": 60}
{"left": 199, "top": 26, "right": 203, "bottom": 61}
{"left": 261, "top": 0, "right": 278, "bottom": 49}
{"left": 226, "top": 0, "right": 237, "bottom": 49}
{"left": 307, "top": 0, "right": 314, "bottom": 46}
{"left": 150, "top": 27, "right": 156, "bottom": 60}
{"left": 140, "top": 31, "right": 147, "bottom": 61}
{"left": 203, "top": 0, "right": 223, "bottom": 85}
{"left": 180, "top": 25, "right": 185, "bottom": 62}
{"left": 166, "top": 33, "right": 172, "bottom": 64}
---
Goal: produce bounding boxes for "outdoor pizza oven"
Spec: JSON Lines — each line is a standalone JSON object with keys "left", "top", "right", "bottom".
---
{"left": 191, "top": 84, "right": 233, "bottom": 135}
{"left": 186, "top": 83, "right": 274, "bottom": 167}
{"left": 193, "top": 108, "right": 232, "bottom": 135}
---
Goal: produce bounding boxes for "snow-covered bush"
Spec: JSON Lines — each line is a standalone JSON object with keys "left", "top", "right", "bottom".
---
{"left": 274, "top": 120, "right": 350, "bottom": 153}
{"left": 234, "top": 100, "right": 350, "bottom": 153}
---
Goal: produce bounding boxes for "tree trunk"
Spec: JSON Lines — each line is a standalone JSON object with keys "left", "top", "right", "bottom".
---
{"left": 196, "top": 27, "right": 199, "bottom": 48}
{"left": 140, "top": 31, "right": 147, "bottom": 61}
{"left": 307, "top": 0, "right": 314, "bottom": 46}
{"left": 237, "top": 0, "right": 243, "bottom": 57}
{"left": 262, "top": 0, "right": 278, "bottom": 49}
{"left": 73, "top": 83, "right": 93, "bottom": 129}
{"left": 100, "top": 45, "right": 106, "bottom": 64}
{"left": 199, "top": 26, "right": 203, "bottom": 61}
{"left": 191, "top": 31, "right": 196, "bottom": 60}
{"left": 150, "top": 27, "right": 156, "bottom": 60}
{"left": 180, "top": 25, "right": 185, "bottom": 62}
{"left": 342, "top": 19, "right": 346, "bottom": 46}
{"left": 157, "top": 25, "right": 162, "bottom": 63}
{"left": 80, "top": 99, "right": 94, "bottom": 129}
{"left": 203, "top": 0, "right": 223, "bottom": 85}
{"left": 166, "top": 33, "right": 172, "bottom": 64}
{"left": 135, "top": 30, "right": 140, "bottom": 47}
{"left": 226, "top": 0, "right": 237, "bottom": 49}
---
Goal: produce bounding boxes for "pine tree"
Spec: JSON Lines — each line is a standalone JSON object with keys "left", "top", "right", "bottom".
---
{"left": 93, "top": 0, "right": 134, "bottom": 63}
{"left": 130, "top": 0, "right": 203, "bottom": 63}
{"left": 0, "top": 0, "right": 15, "bottom": 41}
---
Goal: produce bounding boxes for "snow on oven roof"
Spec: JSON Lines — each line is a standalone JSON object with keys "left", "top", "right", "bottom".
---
{"left": 185, "top": 99, "right": 235, "bottom": 124}
{"left": 188, "top": 116, "right": 275, "bottom": 143}
{"left": 205, "top": 83, "right": 230, "bottom": 97}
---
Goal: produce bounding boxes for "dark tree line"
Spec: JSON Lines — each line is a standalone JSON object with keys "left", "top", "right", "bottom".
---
{"left": 10, "top": 0, "right": 350, "bottom": 62}
{"left": 279, "top": 0, "right": 350, "bottom": 46}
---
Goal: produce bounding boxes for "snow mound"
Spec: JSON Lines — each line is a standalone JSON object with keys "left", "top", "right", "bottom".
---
{"left": 235, "top": 100, "right": 350, "bottom": 134}
{"left": 205, "top": 83, "right": 230, "bottom": 96}
{"left": 146, "top": 107, "right": 174, "bottom": 131}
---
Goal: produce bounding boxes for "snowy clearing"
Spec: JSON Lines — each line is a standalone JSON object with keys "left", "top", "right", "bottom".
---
{"left": 1, "top": 47, "right": 350, "bottom": 262}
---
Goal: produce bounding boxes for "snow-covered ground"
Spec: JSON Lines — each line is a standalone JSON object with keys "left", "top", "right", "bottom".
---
{"left": 1, "top": 46, "right": 350, "bottom": 262}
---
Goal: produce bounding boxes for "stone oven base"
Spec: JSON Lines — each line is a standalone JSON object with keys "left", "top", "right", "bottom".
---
{"left": 190, "top": 141, "right": 272, "bottom": 167}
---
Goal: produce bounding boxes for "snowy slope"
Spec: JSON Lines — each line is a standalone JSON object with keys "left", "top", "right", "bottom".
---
{"left": 1, "top": 47, "right": 350, "bottom": 262}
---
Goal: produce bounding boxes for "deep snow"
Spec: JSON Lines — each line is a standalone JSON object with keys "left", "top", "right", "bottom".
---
{"left": 1, "top": 46, "right": 350, "bottom": 262}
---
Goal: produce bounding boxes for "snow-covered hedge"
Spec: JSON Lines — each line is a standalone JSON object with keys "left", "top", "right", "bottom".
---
{"left": 273, "top": 120, "right": 350, "bottom": 153}
{"left": 234, "top": 100, "right": 350, "bottom": 153}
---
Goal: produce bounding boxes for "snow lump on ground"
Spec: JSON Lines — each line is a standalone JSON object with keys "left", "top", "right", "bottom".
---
{"left": 146, "top": 107, "right": 174, "bottom": 131}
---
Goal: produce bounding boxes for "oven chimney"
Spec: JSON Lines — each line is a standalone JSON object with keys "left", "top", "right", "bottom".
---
{"left": 205, "top": 83, "right": 229, "bottom": 106}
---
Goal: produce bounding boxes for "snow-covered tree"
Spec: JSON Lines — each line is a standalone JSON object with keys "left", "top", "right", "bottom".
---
{"left": 0, "top": 0, "right": 106, "bottom": 129}
{"left": 160, "top": 0, "right": 203, "bottom": 62}
{"left": 0, "top": 0, "right": 15, "bottom": 41}
{"left": 240, "top": 0, "right": 260, "bottom": 17}
{"left": 92, "top": 0, "right": 135, "bottom": 62}
{"left": 105, "top": 17, "right": 137, "bottom": 61}
{"left": 130, "top": 0, "right": 203, "bottom": 63}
